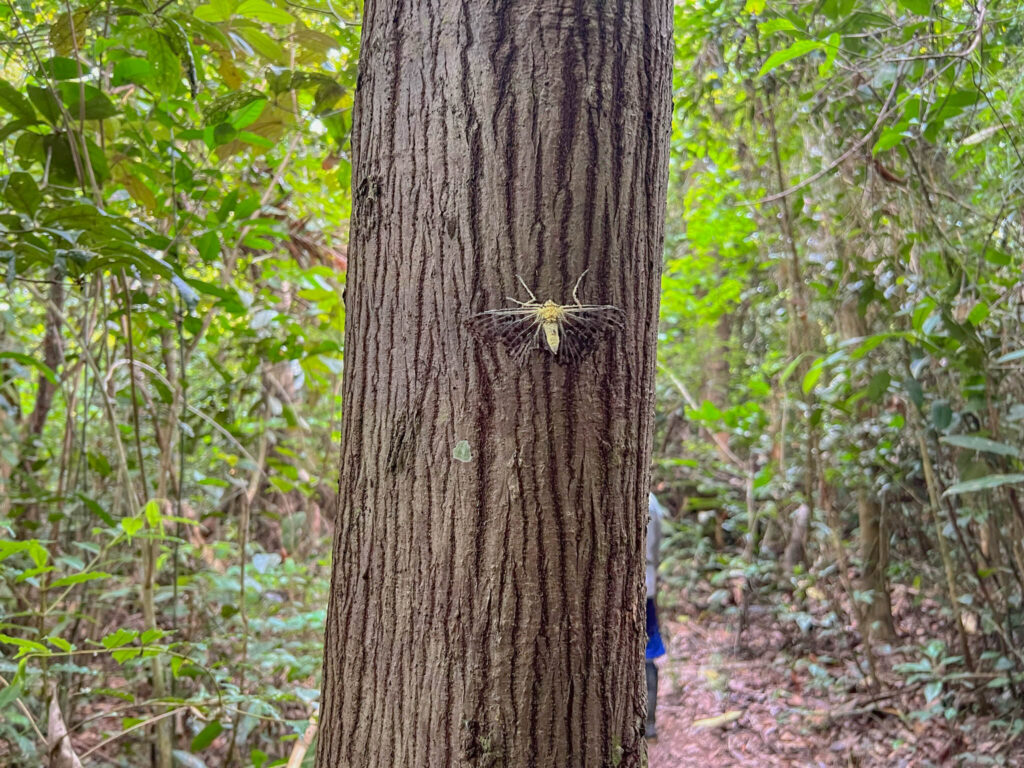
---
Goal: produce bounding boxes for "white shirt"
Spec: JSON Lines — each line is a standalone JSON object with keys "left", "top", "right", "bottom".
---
{"left": 647, "top": 493, "right": 665, "bottom": 598}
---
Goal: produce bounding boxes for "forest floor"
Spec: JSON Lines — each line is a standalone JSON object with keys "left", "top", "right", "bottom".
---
{"left": 647, "top": 597, "right": 1023, "bottom": 768}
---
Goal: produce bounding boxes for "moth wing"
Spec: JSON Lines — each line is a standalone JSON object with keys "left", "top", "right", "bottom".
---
{"left": 465, "top": 309, "right": 541, "bottom": 362}
{"left": 556, "top": 306, "right": 624, "bottom": 365}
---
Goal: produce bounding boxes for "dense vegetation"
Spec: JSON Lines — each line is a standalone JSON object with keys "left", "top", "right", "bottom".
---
{"left": 2, "top": 0, "right": 1024, "bottom": 765}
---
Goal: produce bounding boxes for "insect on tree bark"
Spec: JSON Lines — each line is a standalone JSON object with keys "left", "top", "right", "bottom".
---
{"left": 317, "top": 2, "right": 673, "bottom": 766}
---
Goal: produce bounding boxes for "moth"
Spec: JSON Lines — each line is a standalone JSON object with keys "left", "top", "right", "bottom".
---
{"left": 465, "top": 271, "right": 624, "bottom": 365}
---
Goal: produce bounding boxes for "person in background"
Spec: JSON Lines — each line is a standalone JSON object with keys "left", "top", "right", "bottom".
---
{"left": 646, "top": 492, "right": 667, "bottom": 739}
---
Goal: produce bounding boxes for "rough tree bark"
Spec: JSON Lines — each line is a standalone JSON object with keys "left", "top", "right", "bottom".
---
{"left": 317, "top": 2, "right": 673, "bottom": 767}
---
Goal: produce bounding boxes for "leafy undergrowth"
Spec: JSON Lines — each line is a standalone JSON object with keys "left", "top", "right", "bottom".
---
{"left": 649, "top": 591, "right": 1024, "bottom": 768}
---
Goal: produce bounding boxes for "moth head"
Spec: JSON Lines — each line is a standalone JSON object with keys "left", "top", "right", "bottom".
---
{"left": 537, "top": 301, "right": 563, "bottom": 323}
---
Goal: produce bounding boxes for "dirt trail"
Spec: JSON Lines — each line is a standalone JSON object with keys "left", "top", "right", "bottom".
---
{"left": 646, "top": 609, "right": 1019, "bottom": 768}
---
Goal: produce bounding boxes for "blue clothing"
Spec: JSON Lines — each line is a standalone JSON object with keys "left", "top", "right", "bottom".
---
{"left": 645, "top": 597, "right": 666, "bottom": 659}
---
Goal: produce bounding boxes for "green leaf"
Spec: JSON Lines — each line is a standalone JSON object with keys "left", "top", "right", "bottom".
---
{"left": 194, "top": 0, "right": 236, "bottom": 22}
{"left": 872, "top": 127, "right": 905, "bottom": 155}
{"left": 58, "top": 83, "right": 119, "bottom": 120}
{"left": 940, "top": 435, "right": 1021, "bottom": 458}
{"left": 3, "top": 171, "right": 42, "bottom": 216}
{"left": 49, "top": 571, "right": 113, "bottom": 588}
{"left": 758, "top": 19, "right": 797, "bottom": 35}
{"left": 144, "top": 500, "right": 162, "bottom": 528}
{"left": 904, "top": 378, "right": 924, "bottom": 410}
{"left": 112, "top": 58, "right": 153, "bottom": 86}
{"left": 865, "top": 371, "right": 891, "bottom": 402}
{"left": 758, "top": 39, "right": 824, "bottom": 78}
{"left": 0, "top": 351, "right": 57, "bottom": 384}
{"left": 26, "top": 85, "right": 62, "bottom": 125}
{"left": 0, "top": 634, "right": 49, "bottom": 657}
{"left": 191, "top": 721, "right": 224, "bottom": 752}
{"left": 897, "top": 0, "right": 931, "bottom": 16}
{"left": 140, "top": 628, "right": 166, "bottom": 645}
{"left": 121, "top": 517, "right": 144, "bottom": 537}
{"left": 931, "top": 401, "right": 952, "bottom": 431}
{"left": 802, "top": 359, "right": 824, "bottom": 393}
{"left": 47, "top": 636, "right": 72, "bottom": 652}
{"left": 230, "top": 98, "right": 266, "bottom": 129}
{"left": 236, "top": 0, "right": 295, "bottom": 24}
{"left": 924, "top": 680, "right": 942, "bottom": 703}
{"left": 0, "top": 80, "right": 38, "bottom": 123}
{"left": 777, "top": 353, "right": 806, "bottom": 384}
{"left": 101, "top": 628, "right": 138, "bottom": 649}
{"left": 943, "top": 474, "right": 1024, "bottom": 497}
{"left": 37, "top": 57, "right": 82, "bottom": 80}
{"left": 236, "top": 27, "right": 287, "bottom": 64}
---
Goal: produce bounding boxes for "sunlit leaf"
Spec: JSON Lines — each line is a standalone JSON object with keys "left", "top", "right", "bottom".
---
{"left": 943, "top": 474, "right": 1024, "bottom": 497}
{"left": 758, "top": 39, "right": 823, "bottom": 78}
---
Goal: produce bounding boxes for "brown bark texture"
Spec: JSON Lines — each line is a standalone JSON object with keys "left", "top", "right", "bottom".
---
{"left": 317, "top": 2, "right": 673, "bottom": 767}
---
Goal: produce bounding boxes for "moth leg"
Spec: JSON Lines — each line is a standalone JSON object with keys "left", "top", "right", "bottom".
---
{"left": 570, "top": 269, "right": 589, "bottom": 307}
{"left": 515, "top": 275, "right": 539, "bottom": 304}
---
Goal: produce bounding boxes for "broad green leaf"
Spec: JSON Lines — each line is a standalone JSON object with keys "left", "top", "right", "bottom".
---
{"left": 943, "top": 474, "right": 1024, "bottom": 497}
{"left": 866, "top": 371, "right": 891, "bottom": 402}
{"left": 293, "top": 28, "right": 339, "bottom": 60}
{"left": 872, "top": 128, "right": 904, "bottom": 155}
{"left": 758, "top": 40, "right": 823, "bottom": 78}
{"left": 777, "top": 353, "right": 806, "bottom": 384}
{"left": 897, "top": 0, "right": 931, "bottom": 13}
{"left": 36, "top": 57, "right": 81, "bottom": 80}
{"left": 758, "top": 19, "right": 797, "bottom": 35}
{"left": 26, "top": 85, "right": 61, "bottom": 125}
{"left": 121, "top": 517, "right": 144, "bottom": 537}
{"left": 140, "top": 629, "right": 166, "bottom": 644}
{"left": 230, "top": 98, "right": 266, "bottom": 129}
{"left": 931, "top": 401, "right": 952, "bottom": 430}
{"left": 49, "top": 571, "right": 113, "bottom": 588}
{"left": 967, "top": 303, "right": 989, "bottom": 326}
{"left": 0, "top": 351, "right": 57, "bottom": 384}
{"left": 3, "top": 171, "right": 42, "bottom": 216}
{"left": 0, "top": 80, "right": 38, "bottom": 123}
{"left": 58, "top": 83, "right": 119, "bottom": 120}
{"left": 46, "top": 636, "right": 72, "bottom": 652}
{"left": 112, "top": 58, "right": 153, "bottom": 86}
{"left": 236, "top": 0, "right": 295, "bottom": 25}
{"left": 144, "top": 500, "right": 162, "bottom": 528}
{"left": 236, "top": 27, "right": 287, "bottom": 64}
{"left": 101, "top": 628, "right": 138, "bottom": 649}
{"left": 940, "top": 436, "right": 1021, "bottom": 458}
{"left": 191, "top": 721, "right": 224, "bottom": 752}
{"left": 802, "top": 359, "right": 824, "bottom": 393}
{"left": 112, "top": 647, "right": 142, "bottom": 664}
{"left": 0, "top": 540, "right": 48, "bottom": 569}
{"left": 0, "top": 634, "right": 49, "bottom": 657}
{"left": 194, "top": 0, "right": 236, "bottom": 22}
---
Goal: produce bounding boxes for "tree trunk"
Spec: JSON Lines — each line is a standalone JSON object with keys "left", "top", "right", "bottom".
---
{"left": 857, "top": 493, "right": 896, "bottom": 641}
{"left": 316, "top": 2, "right": 673, "bottom": 767}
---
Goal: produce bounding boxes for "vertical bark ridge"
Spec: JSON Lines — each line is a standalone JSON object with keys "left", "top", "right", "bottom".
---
{"left": 318, "top": 2, "right": 673, "bottom": 766}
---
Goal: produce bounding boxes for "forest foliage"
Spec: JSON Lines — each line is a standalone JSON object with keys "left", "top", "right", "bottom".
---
{"left": 2, "top": 0, "right": 1024, "bottom": 764}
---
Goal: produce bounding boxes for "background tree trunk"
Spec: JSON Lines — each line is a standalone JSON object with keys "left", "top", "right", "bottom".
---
{"left": 316, "top": 2, "right": 673, "bottom": 767}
